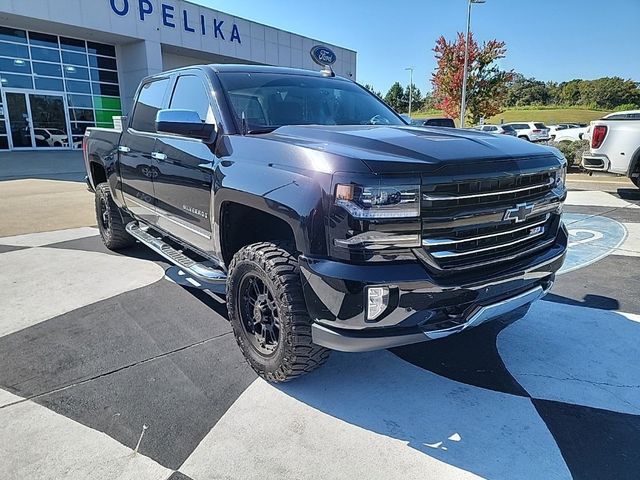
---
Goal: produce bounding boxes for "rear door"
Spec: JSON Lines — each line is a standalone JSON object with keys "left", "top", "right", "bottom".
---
{"left": 119, "top": 77, "right": 170, "bottom": 222}
{"left": 152, "top": 72, "right": 218, "bottom": 255}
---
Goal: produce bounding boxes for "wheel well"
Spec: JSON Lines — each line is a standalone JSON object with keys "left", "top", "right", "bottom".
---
{"left": 221, "top": 202, "right": 297, "bottom": 265}
{"left": 90, "top": 159, "right": 107, "bottom": 186}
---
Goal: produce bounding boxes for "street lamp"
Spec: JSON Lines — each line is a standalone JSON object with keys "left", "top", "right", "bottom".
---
{"left": 460, "top": 0, "right": 485, "bottom": 128}
{"left": 405, "top": 66, "right": 414, "bottom": 119}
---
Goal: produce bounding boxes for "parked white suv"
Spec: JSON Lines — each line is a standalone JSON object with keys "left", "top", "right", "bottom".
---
{"left": 473, "top": 124, "right": 517, "bottom": 136}
{"left": 582, "top": 110, "right": 640, "bottom": 188}
{"left": 504, "top": 122, "right": 551, "bottom": 142}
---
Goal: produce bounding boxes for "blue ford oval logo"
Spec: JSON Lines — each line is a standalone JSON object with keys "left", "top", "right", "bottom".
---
{"left": 310, "top": 45, "right": 337, "bottom": 66}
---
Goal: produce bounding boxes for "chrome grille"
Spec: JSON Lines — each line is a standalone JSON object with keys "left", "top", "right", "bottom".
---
{"left": 421, "top": 170, "right": 562, "bottom": 271}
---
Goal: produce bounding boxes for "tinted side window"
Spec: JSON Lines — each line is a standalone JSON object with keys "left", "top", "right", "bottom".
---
{"left": 169, "top": 75, "right": 212, "bottom": 122}
{"left": 131, "top": 79, "right": 169, "bottom": 133}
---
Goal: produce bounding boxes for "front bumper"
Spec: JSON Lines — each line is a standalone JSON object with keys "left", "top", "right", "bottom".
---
{"left": 300, "top": 225, "right": 567, "bottom": 352}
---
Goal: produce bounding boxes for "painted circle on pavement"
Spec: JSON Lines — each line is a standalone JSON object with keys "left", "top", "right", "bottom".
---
{"left": 559, "top": 213, "right": 628, "bottom": 274}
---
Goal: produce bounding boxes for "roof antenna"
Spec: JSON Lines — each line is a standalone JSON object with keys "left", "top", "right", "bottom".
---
{"left": 241, "top": 111, "right": 248, "bottom": 135}
{"left": 320, "top": 65, "right": 335, "bottom": 78}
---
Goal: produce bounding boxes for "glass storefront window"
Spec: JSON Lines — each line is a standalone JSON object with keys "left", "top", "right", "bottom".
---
{"left": 60, "top": 37, "right": 86, "bottom": 53}
{"left": 92, "top": 82, "right": 119, "bottom": 97}
{"left": 93, "top": 96, "right": 121, "bottom": 110}
{"left": 0, "top": 42, "right": 29, "bottom": 58}
{"left": 89, "top": 55, "right": 117, "bottom": 71}
{"left": 66, "top": 80, "right": 92, "bottom": 94}
{"left": 90, "top": 69, "right": 118, "bottom": 84}
{"left": 68, "top": 94, "right": 93, "bottom": 109}
{"left": 0, "top": 58, "right": 31, "bottom": 74}
{"left": 69, "top": 108, "right": 95, "bottom": 122}
{"left": 33, "top": 62, "right": 62, "bottom": 77}
{"left": 63, "top": 65, "right": 89, "bottom": 80}
{"left": 28, "top": 32, "right": 59, "bottom": 49}
{"left": 61, "top": 51, "right": 88, "bottom": 66}
{"left": 30, "top": 46, "right": 61, "bottom": 63}
{"left": 35, "top": 77, "right": 64, "bottom": 91}
{"left": 0, "top": 27, "right": 27, "bottom": 44}
{"left": 0, "top": 73, "right": 33, "bottom": 89}
{"left": 87, "top": 42, "right": 116, "bottom": 57}
{"left": 0, "top": 28, "right": 121, "bottom": 149}
{"left": 95, "top": 109, "right": 122, "bottom": 124}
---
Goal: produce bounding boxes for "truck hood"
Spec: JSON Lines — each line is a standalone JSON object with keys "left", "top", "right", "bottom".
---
{"left": 260, "top": 125, "right": 559, "bottom": 174}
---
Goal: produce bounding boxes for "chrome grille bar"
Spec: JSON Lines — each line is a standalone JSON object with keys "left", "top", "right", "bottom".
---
{"left": 430, "top": 228, "right": 547, "bottom": 259}
{"left": 423, "top": 215, "right": 549, "bottom": 247}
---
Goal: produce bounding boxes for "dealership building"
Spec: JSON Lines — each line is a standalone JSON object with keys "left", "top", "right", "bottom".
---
{"left": 0, "top": 0, "right": 356, "bottom": 150}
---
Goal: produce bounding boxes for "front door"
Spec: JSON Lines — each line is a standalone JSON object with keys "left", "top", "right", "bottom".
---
{"left": 5, "top": 91, "right": 70, "bottom": 149}
{"left": 153, "top": 73, "right": 216, "bottom": 255}
{"left": 118, "top": 77, "right": 171, "bottom": 223}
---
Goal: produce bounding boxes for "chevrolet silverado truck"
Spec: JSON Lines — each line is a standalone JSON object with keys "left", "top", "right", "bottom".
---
{"left": 582, "top": 110, "right": 640, "bottom": 188}
{"left": 84, "top": 65, "right": 568, "bottom": 382}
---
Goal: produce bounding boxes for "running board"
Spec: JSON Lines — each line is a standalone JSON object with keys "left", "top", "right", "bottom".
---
{"left": 126, "top": 222, "right": 226, "bottom": 285}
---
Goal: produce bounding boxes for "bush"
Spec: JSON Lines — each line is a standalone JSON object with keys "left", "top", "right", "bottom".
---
{"left": 548, "top": 139, "right": 590, "bottom": 167}
{"left": 613, "top": 103, "right": 639, "bottom": 112}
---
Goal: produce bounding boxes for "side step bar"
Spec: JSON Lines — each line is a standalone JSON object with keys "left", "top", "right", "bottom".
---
{"left": 126, "top": 222, "right": 226, "bottom": 285}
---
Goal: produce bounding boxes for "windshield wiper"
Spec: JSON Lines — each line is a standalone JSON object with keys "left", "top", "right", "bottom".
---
{"left": 246, "top": 127, "right": 279, "bottom": 135}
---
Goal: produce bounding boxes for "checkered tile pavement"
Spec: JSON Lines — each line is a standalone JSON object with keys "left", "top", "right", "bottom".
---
{"left": 1, "top": 189, "right": 639, "bottom": 480}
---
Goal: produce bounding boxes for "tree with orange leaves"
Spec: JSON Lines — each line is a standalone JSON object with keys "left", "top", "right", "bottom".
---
{"left": 432, "top": 32, "right": 514, "bottom": 125}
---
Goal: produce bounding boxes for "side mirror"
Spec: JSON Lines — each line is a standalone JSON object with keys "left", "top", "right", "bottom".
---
{"left": 156, "top": 109, "right": 216, "bottom": 141}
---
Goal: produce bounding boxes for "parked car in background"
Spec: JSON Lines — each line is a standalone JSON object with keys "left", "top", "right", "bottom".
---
{"left": 411, "top": 117, "right": 456, "bottom": 128}
{"left": 473, "top": 124, "right": 517, "bottom": 136}
{"left": 33, "top": 128, "right": 69, "bottom": 147}
{"left": 548, "top": 124, "right": 588, "bottom": 142}
{"left": 504, "top": 122, "right": 551, "bottom": 142}
{"left": 582, "top": 110, "right": 640, "bottom": 188}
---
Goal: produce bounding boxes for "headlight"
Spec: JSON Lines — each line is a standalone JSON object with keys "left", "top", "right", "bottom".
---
{"left": 335, "top": 183, "right": 420, "bottom": 219}
{"left": 556, "top": 165, "right": 567, "bottom": 189}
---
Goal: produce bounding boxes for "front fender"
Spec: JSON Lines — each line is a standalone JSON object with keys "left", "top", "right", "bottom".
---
{"left": 213, "top": 161, "right": 332, "bottom": 256}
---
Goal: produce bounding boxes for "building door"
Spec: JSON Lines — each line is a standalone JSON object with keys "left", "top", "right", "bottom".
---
{"left": 5, "top": 92, "right": 32, "bottom": 149}
{"left": 4, "top": 91, "right": 70, "bottom": 149}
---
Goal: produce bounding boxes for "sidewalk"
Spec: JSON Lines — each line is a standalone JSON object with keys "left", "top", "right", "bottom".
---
{"left": 0, "top": 151, "right": 95, "bottom": 236}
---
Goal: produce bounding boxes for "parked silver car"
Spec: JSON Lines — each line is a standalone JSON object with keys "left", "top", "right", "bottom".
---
{"left": 503, "top": 122, "right": 551, "bottom": 142}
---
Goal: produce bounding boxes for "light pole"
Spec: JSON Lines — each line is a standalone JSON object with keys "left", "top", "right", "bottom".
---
{"left": 405, "top": 66, "right": 414, "bottom": 118}
{"left": 460, "top": 0, "right": 485, "bottom": 128}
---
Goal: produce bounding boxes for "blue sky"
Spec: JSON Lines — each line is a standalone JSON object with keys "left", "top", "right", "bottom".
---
{"left": 194, "top": 0, "right": 639, "bottom": 94}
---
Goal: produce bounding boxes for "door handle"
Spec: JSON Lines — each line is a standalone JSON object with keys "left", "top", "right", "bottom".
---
{"left": 118, "top": 145, "right": 130, "bottom": 153}
{"left": 151, "top": 151, "right": 167, "bottom": 161}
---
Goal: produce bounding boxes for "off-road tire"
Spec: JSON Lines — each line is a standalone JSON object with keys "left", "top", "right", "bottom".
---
{"left": 227, "top": 242, "right": 330, "bottom": 382}
{"left": 631, "top": 176, "right": 640, "bottom": 189}
{"left": 95, "top": 182, "right": 135, "bottom": 250}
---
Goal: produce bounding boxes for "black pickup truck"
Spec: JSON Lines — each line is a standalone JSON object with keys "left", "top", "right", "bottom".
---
{"left": 84, "top": 64, "right": 568, "bottom": 382}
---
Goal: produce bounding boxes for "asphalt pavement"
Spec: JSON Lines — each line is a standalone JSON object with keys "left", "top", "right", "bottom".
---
{"left": 0, "top": 175, "right": 639, "bottom": 480}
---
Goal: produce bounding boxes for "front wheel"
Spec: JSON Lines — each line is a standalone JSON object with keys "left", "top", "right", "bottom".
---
{"left": 95, "top": 183, "right": 135, "bottom": 250}
{"left": 227, "top": 242, "right": 330, "bottom": 382}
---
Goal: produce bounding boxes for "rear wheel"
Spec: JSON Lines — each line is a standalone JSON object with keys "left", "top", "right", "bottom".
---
{"left": 518, "top": 135, "right": 530, "bottom": 142}
{"left": 631, "top": 176, "right": 640, "bottom": 189}
{"left": 95, "top": 183, "right": 135, "bottom": 250}
{"left": 227, "top": 242, "right": 330, "bottom": 382}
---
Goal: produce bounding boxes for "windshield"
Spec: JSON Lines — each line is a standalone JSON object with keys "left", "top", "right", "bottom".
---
{"left": 218, "top": 72, "right": 404, "bottom": 133}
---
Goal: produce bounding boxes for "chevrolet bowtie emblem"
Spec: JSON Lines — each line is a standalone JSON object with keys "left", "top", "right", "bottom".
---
{"left": 504, "top": 203, "right": 535, "bottom": 223}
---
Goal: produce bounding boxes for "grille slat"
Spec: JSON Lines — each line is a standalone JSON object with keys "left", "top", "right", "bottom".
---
{"left": 421, "top": 170, "right": 561, "bottom": 271}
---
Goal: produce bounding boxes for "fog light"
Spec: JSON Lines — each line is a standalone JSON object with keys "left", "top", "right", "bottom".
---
{"left": 367, "top": 286, "right": 389, "bottom": 321}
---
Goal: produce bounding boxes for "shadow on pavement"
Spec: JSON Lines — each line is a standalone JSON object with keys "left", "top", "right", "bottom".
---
{"left": 277, "top": 298, "right": 640, "bottom": 479}
{"left": 545, "top": 292, "right": 620, "bottom": 310}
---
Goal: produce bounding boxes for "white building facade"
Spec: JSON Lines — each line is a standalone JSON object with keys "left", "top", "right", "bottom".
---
{"left": 0, "top": 0, "right": 356, "bottom": 150}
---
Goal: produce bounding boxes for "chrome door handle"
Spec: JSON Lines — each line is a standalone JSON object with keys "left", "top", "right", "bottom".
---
{"left": 118, "top": 145, "right": 130, "bottom": 153}
{"left": 151, "top": 151, "right": 167, "bottom": 160}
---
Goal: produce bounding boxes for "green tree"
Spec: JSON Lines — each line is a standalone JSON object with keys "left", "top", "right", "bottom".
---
{"left": 362, "top": 83, "right": 383, "bottom": 99}
{"left": 385, "top": 82, "right": 406, "bottom": 112}
{"left": 432, "top": 32, "right": 513, "bottom": 123}
{"left": 506, "top": 74, "right": 551, "bottom": 107}
{"left": 403, "top": 84, "right": 424, "bottom": 112}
